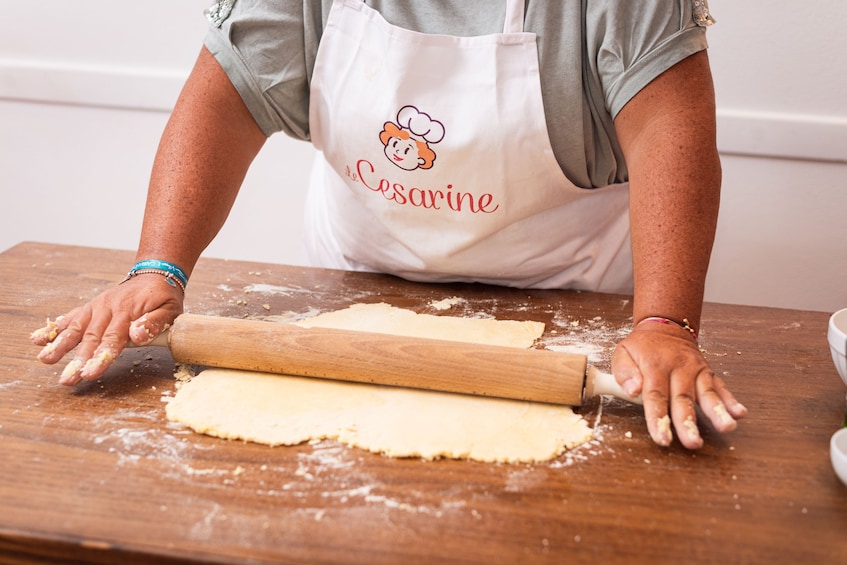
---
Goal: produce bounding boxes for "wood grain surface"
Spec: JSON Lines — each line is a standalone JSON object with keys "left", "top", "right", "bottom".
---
{"left": 1, "top": 242, "right": 845, "bottom": 564}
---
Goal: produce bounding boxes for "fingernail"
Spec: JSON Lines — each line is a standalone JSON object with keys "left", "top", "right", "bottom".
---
{"left": 80, "top": 348, "right": 116, "bottom": 379}
{"left": 683, "top": 416, "right": 703, "bottom": 447}
{"left": 713, "top": 402, "right": 736, "bottom": 429}
{"left": 37, "top": 334, "right": 63, "bottom": 361}
{"left": 623, "top": 378, "right": 640, "bottom": 397}
{"left": 59, "top": 358, "right": 84, "bottom": 385}
{"left": 656, "top": 415, "right": 673, "bottom": 446}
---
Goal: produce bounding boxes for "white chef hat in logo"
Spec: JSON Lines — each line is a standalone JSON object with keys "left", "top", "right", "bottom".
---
{"left": 396, "top": 105, "right": 445, "bottom": 144}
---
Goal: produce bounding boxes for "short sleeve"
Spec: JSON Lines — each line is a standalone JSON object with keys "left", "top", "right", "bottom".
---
{"left": 203, "top": 0, "right": 322, "bottom": 139}
{"left": 585, "top": 0, "right": 710, "bottom": 118}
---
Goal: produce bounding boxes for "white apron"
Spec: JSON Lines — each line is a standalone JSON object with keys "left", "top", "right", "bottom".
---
{"left": 306, "top": 0, "right": 633, "bottom": 293}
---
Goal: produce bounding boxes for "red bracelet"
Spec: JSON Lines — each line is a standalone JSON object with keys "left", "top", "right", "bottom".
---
{"left": 636, "top": 316, "right": 698, "bottom": 341}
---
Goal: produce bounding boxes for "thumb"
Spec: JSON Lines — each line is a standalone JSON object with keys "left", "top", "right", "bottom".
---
{"left": 128, "top": 312, "right": 177, "bottom": 346}
{"left": 612, "top": 342, "right": 644, "bottom": 397}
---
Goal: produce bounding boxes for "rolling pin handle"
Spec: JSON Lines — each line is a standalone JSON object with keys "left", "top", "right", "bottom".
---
{"left": 148, "top": 330, "right": 170, "bottom": 348}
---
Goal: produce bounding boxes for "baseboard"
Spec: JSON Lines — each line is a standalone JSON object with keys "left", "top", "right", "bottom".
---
{"left": 716, "top": 109, "right": 847, "bottom": 163}
{"left": 0, "top": 59, "right": 185, "bottom": 113}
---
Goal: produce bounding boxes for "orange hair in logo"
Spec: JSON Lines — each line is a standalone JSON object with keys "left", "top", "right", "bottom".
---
{"left": 379, "top": 122, "right": 437, "bottom": 169}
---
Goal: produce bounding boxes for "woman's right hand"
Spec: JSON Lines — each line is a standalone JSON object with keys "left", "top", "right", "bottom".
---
{"left": 30, "top": 274, "right": 184, "bottom": 385}
{"left": 31, "top": 47, "right": 266, "bottom": 386}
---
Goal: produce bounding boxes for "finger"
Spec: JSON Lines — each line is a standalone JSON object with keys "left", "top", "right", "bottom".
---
{"left": 30, "top": 315, "right": 65, "bottom": 346}
{"left": 611, "top": 343, "right": 644, "bottom": 397}
{"left": 129, "top": 312, "right": 174, "bottom": 346}
{"left": 638, "top": 370, "right": 674, "bottom": 447}
{"left": 696, "top": 373, "right": 746, "bottom": 433}
{"left": 615, "top": 343, "right": 673, "bottom": 446}
{"left": 59, "top": 357, "right": 87, "bottom": 387}
{"left": 37, "top": 311, "right": 87, "bottom": 364}
{"left": 642, "top": 387, "right": 674, "bottom": 447}
{"left": 36, "top": 328, "right": 73, "bottom": 363}
{"left": 669, "top": 370, "right": 703, "bottom": 449}
{"left": 78, "top": 318, "right": 131, "bottom": 381}
{"left": 712, "top": 374, "right": 748, "bottom": 419}
{"left": 57, "top": 312, "right": 109, "bottom": 385}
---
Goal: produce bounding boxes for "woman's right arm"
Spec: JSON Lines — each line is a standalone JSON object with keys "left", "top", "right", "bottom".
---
{"left": 32, "top": 46, "right": 267, "bottom": 384}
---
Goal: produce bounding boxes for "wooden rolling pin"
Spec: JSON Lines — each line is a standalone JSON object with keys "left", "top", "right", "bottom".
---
{"left": 152, "top": 313, "right": 640, "bottom": 406}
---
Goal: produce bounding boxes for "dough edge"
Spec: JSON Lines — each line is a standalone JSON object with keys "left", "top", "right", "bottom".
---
{"left": 166, "top": 369, "right": 593, "bottom": 463}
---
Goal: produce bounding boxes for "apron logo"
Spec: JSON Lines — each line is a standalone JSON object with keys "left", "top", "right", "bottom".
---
{"left": 342, "top": 105, "right": 499, "bottom": 214}
{"left": 379, "top": 105, "right": 445, "bottom": 171}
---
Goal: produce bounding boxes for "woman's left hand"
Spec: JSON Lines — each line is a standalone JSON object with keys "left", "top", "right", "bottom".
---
{"left": 612, "top": 323, "right": 747, "bottom": 449}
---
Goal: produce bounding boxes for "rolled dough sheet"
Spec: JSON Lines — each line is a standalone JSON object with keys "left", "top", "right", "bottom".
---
{"left": 165, "top": 303, "right": 593, "bottom": 462}
{"left": 295, "top": 301, "right": 544, "bottom": 348}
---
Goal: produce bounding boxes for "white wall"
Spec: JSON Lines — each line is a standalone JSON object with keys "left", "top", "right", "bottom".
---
{"left": 704, "top": 1, "right": 847, "bottom": 311}
{"left": 1, "top": 1, "right": 845, "bottom": 312}
{"left": 0, "top": 0, "right": 313, "bottom": 266}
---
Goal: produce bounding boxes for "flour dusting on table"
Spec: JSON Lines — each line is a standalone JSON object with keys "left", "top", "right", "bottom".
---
{"left": 543, "top": 313, "right": 630, "bottom": 366}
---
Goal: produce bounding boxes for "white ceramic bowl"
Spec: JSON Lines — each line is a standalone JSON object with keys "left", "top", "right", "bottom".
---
{"left": 832, "top": 428, "right": 847, "bottom": 487}
{"left": 829, "top": 308, "right": 847, "bottom": 387}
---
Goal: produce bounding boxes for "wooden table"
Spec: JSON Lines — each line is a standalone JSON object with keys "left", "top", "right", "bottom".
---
{"left": 1, "top": 242, "right": 845, "bottom": 564}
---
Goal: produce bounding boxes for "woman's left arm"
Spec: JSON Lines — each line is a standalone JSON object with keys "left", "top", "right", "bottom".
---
{"left": 612, "top": 50, "right": 747, "bottom": 449}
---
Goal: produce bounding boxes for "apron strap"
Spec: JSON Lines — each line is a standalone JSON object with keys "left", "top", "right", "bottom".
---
{"left": 503, "top": 0, "right": 526, "bottom": 34}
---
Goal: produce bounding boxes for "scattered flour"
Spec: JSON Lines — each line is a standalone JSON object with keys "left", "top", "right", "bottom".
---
{"left": 544, "top": 314, "right": 630, "bottom": 365}
{"left": 261, "top": 307, "right": 324, "bottom": 324}
{"left": 91, "top": 409, "right": 189, "bottom": 467}
{"left": 243, "top": 283, "right": 316, "bottom": 296}
{"left": 429, "top": 296, "right": 465, "bottom": 310}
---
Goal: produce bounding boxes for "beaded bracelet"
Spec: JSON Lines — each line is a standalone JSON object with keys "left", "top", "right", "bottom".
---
{"left": 635, "top": 316, "right": 698, "bottom": 341}
{"left": 120, "top": 259, "right": 188, "bottom": 292}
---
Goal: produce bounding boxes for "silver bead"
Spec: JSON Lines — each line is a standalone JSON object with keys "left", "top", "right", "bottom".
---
{"left": 692, "top": 0, "right": 716, "bottom": 27}
{"left": 206, "top": 0, "right": 236, "bottom": 29}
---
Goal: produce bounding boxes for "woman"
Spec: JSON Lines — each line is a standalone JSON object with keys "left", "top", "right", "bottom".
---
{"left": 32, "top": 0, "right": 745, "bottom": 449}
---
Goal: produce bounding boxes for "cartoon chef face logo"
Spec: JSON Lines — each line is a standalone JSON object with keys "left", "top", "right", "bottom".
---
{"left": 379, "top": 105, "right": 445, "bottom": 171}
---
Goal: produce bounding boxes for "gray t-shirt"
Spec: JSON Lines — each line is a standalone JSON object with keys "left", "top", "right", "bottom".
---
{"left": 204, "top": 0, "right": 709, "bottom": 188}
